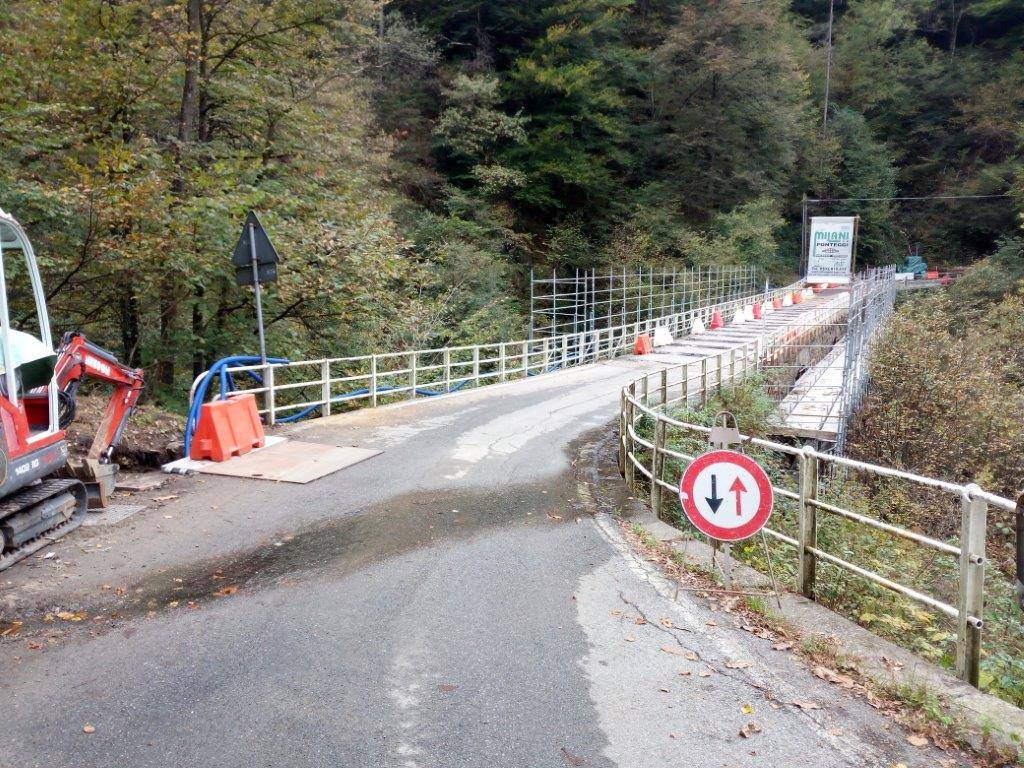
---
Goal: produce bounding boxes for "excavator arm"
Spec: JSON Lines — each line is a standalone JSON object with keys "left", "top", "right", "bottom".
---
{"left": 42, "top": 333, "right": 146, "bottom": 507}
{"left": 52, "top": 333, "right": 146, "bottom": 460}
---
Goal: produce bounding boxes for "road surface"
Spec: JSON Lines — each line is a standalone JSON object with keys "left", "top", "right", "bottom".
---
{"left": 0, "top": 345, "right": 962, "bottom": 766}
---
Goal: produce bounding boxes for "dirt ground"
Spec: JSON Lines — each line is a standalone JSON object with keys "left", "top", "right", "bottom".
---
{"left": 64, "top": 392, "right": 184, "bottom": 468}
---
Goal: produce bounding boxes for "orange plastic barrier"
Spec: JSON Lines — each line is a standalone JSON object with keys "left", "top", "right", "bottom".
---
{"left": 791, "top": 290, "right": 803, "bottom": 305}
{"left": 772, "top": 298, "right": 783, "bottom": 310}
{"left": 634, "top": 334, "right": 654, "bottom": 355}
{"left": 925, "top": 271, "right": 940, "bottom": 279}
{"left": 190, "top": 393, "right": 266, "bottom": 462}
{"left": 709, "top": 311, "right": 724, "bottom": 330}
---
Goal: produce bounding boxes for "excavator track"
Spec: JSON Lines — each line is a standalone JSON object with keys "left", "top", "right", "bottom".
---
{"left": 0, "top": 478, "right": 88, "bottom": 572}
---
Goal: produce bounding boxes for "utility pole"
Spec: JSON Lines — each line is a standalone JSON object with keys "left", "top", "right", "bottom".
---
{"left": 822, "top": 0, "right": 835, "bottom": 136}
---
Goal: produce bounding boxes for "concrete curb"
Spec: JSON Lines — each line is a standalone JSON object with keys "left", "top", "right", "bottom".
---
{"left": 633, "top": 512, "right": 1024, "bottom": 756}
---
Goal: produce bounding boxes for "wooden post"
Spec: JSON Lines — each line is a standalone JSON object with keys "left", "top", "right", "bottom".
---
{"left": 651, "top": 419, "right": 666, "bottom": 519}
{"left": 956, "top": 488, "right": 987, "bottom": 686}
{"left": 701, "top": 358, "right": 709, "bottom": 405}
{"left": 660, "top": 368, "right": 668, "bottom": 406}
{"left": 443, "top": 349, "right": 451, "bottom": 393}
{"left": 321, "top": 360, "right": 332, "bottom": 417}
{"left": 618, "top": 390, "right": 627, "bottom": 478}
{"left": 542, "top": 337, "right": 550, "bottom": 372}
{"left": 409, "top": 352, "right": 417, "bottom": 399}
{"left": 472, "top": 346, "right": 480, "bottom": 386}
{"left": 522, "top": 340, "right": 529, "bottom": 377}
{"left": 499, "top": 343, "right": 507, "bottom": 381}
{"left": 681, "top": 363, "right": 689, "bottom": 405}
{"left": 798, "top": 446, "right": 819, "bottom": 598}
{"left": 624, "top": 393, "right": 636, "bottom": 487}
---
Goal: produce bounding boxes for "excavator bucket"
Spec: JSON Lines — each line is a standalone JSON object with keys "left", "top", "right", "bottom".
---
{"left": 60, "top": 458, "right": 118, "bottom": 510}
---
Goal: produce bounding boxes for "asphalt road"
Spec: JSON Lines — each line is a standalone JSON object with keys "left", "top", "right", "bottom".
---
{"left": 0, "top": 340, "right": 964, "bottom": 767}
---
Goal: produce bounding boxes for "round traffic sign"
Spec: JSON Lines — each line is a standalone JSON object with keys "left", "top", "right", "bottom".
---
{"left": 678, "top": 450, "right": 773, "bottom": 542}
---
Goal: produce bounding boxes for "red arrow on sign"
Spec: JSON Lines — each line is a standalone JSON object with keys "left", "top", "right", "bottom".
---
{"left": 729, "top": 476, "right": 747, "bottom": 516}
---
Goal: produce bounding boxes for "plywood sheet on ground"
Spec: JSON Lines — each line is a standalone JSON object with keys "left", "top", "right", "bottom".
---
{"left": 193, "top": 441, "right": 380, "bottom": 483}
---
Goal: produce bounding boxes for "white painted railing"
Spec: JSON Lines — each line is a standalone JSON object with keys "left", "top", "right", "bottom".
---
{"left": 619, "top": 342, "right": 1017, "bottom": 687}
{"left": 190, "top": 280, "right": 803, "bottom": 426}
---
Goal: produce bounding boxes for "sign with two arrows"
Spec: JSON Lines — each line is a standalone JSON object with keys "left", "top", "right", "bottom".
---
{"left": 678, "top": 450, "right": 773, "bottom": 542}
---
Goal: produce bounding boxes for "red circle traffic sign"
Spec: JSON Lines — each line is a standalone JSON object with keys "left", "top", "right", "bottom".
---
{"left": 678, "top": 450, "right": 773, "bottom": 542}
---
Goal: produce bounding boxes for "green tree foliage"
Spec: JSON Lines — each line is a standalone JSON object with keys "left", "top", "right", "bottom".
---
{"left": 0, "top": 0, "right": 1021, "bottom": 399}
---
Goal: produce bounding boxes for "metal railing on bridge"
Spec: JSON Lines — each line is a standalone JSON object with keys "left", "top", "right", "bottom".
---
{"left": 619, "top": 336, "right": 1015, "bottom": 687}
{"left": 190, "top": 279, "right": 800, "bottom": 427}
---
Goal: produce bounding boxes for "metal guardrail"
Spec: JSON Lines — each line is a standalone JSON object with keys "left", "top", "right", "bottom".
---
{"left": 619, "top": 330, "right": 1017, "bottom": 687}
{"left": 190, "top": 281, "right": 803, "bottom": 426}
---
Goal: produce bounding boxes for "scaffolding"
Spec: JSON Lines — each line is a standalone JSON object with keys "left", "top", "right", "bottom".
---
{"left": 529, "top": 265, "right": 761, "bottom": 339}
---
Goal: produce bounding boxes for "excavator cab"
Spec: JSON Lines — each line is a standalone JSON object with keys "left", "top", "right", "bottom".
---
{"left": 0, "top": 209, "right": 64, "bottom": 451}
{"left": 0, "top": 208, "right": 87, "bottom": 567}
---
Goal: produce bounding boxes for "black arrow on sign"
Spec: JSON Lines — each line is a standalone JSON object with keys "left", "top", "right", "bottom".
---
{"left": 705, "top": 474, "right": 724, "bottom": 513}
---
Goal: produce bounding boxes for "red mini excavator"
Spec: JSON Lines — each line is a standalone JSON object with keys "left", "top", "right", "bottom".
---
{"left": 0, "top": 208, "right": 145, "bottom": 570}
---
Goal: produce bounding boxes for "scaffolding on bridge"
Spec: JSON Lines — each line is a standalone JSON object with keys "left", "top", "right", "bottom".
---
{"left": 528, "top": 265, "right": 761, "bottom": 339}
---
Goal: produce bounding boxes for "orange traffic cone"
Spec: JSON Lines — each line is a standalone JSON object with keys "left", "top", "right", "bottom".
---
{"left": 634, "top": 334, "right": 654, "bottom": 355}
{"left": 752, "top": 303, "right": 763, "bottom": 320}
{"left": 772, "top": 298, "right": 783, "bottom": 310}
{"left": 709, "top": 311, "right": 724, "bottom": 330}
{"left": 792, "top": 290, "right": 803, "bottom": 305}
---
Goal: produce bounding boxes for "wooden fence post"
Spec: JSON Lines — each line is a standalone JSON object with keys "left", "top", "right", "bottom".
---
{"left": 798, "top": 445, "right": 819, "bottom": 598}
{"left": 956, "top": 487, "right": 987, "bottom": 686}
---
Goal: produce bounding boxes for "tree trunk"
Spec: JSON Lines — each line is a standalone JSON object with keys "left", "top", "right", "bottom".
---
{"left": 160, "top": 0, "right": 203, "bottom": 387}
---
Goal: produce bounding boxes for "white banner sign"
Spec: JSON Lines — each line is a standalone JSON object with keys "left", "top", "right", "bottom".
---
{"left": 807, "top": 216, "right": 856, "bottom": 284}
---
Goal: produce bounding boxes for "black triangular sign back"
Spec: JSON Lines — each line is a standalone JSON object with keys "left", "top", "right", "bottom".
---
{"left": 231, "top": 211, "right": 280, "bottom": 267}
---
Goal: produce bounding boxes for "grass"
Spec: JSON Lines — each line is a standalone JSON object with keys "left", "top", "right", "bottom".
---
{"left": 631, "top": 376, "right": 1024, "bottom": 709}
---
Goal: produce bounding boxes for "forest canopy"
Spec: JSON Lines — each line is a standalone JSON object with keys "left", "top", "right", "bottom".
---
{"left": 0, "top": 0, "right": 1021, "bottom": 398}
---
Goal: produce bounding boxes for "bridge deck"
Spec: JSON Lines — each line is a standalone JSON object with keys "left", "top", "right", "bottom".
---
{"left": 772, "top": 339, "right": 846, "bottom": 441}
{"left": 640, "top": 290, "right": 850, "bottom": 401}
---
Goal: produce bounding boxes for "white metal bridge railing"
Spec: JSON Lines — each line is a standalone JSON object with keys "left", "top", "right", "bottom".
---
{"left": 190, "top": 280, "right": 802, "bottom": 426}
{"left": 619, "top": 342, "right": 1015, "bottom": 687}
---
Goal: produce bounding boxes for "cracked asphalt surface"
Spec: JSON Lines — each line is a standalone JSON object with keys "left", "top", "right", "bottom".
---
{"left": 0, "top": 352, "right": 968, "bottom": 767}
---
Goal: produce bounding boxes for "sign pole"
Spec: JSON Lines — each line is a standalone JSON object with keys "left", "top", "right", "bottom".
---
{"left": 249, "top": 221, "right": 268, "bottom": 365}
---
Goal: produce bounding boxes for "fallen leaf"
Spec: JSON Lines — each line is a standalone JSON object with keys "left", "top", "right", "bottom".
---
{"left": 705, "top": 619, "right": 718, "bottom": 627}
{"left": 792, "top": 700, "right": 822, "bottom": 710}
{"left": 906, "top": 734, "right": 928, "bottom": 748}
{"left": 624, "top": 635, "right": 636, "bottom": 643}
{"left": 610, "top": 609, "right": 622, "bottom": 617}
{"left": 27, "top": 641, "right": 43, "bottom": 650}
{"left": 0, "top": 620, "right": 22, "bottom": 637}
{"left": 560, "top": 746, "right": 584, "bottom": 766}
{"left": 212, "top": 586, "right": 238, "bottom": 597}
{"left": 725, "top": 660, "right": 752, "bottom": 670}
{"left": 82, "top": 725, "right": 96, "bottom": 734}
{"left": 739, "top": 722, "right": 761, "bottom": 739}
{"left": 634, "top": 617, "right": 646, "bottom": 625}
{"left": 659, "top": 687, "right": 670, "bottom": 693}
{"left": 167, "top": 601, "right": 179, "bottom": 608}
{"left": 772, "top": 641, "right": 793, "bottom": 651}
{"left": 659, "top": 617, "right": 674, "bottom": 629}
{"left": 438, "top": 684, "right": 457, "bottom": 693}
{"left": 698, "top": 668, "right": 713, "bottom": 678}
{"left": 678, "top": 670, "right": 692, "bottom": 677}
{"left": 741, "top": 704, "right": 755, "bottom": 715}
{"left": 152, "top": 495, "right": 178, "bottom": 502}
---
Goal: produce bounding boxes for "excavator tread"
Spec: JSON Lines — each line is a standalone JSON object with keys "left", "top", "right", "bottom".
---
{"left": 0, "top": 478, "right": 87, "bottom": 572}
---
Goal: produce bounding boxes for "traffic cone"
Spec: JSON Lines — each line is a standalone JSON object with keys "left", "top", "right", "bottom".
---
{"left": 731, "top": 309, "right": 745, "bottom": 325}
{"left": 743, "top": 305, "right": 755, "bottom": 322}
{"left": 782, "top": 294, "right": 792, "bottom": 307}
{"left": 792, "top": 290, "right": 802, "bottom": 304}
{"left": 812, "top": 284, "right": 823, "bottom": 293}
{"left": 633, "top": 334, "right": 654, "bottom": 355}
{"left": 709, "top": 311, "right": 724, "bottom": 330}
{"left": 691, "top": 316, "right": 706, "bottom": 334}
{"left": 772, "top": 298, "right": 783, "bottom": 310}
{"left": 752, "top": 303, "right": 763, "bottom": 319}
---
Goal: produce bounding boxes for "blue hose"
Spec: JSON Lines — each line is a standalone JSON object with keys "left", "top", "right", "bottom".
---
{"left": 186, "top": 341, "right": 583, "bottom": 453}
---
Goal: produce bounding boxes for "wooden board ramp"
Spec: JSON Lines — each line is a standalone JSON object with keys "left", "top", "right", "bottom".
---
{"left": 163, "top": 436, "right": 380, "bottom": 483}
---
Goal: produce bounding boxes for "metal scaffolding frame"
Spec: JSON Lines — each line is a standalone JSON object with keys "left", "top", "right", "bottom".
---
{"left": 529, "top": 265, "right": 761, "bottom": 339}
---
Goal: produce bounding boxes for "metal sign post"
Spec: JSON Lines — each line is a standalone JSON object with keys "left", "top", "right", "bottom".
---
{"left": 231, "top": 211, "right": 280, "bottom": 364}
